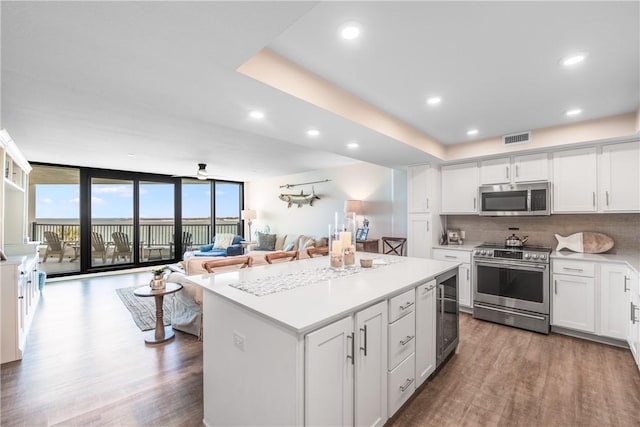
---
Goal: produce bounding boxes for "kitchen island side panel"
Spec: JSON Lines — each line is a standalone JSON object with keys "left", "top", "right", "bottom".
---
{"left": 203, "top": 292, "right": 304, "bottom": 427}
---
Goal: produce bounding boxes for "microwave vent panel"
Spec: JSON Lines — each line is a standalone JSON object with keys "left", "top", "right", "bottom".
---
{"left": 503, "top": 131, "right": 531, "bottom": 145}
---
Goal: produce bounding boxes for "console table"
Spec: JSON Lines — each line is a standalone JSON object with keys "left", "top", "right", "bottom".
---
{"left": 357, "top": 239, "right": 379, "bottom": 253}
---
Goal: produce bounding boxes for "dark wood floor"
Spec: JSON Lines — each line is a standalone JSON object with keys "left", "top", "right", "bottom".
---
{"left": 2, "top": 272, "right": 640, "bottom": 426}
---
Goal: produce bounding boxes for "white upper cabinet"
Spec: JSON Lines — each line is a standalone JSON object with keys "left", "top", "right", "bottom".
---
{"left": 599, "top": 141, "right": 640, "bottom": 212}
{"left": 552, "top": 147, "right": 598, "bottom": 213}
{"left": 407, "top": 164, "right": 439, "bottom": 213}
{"left": 480, "top": 153, "right": 549, "bottom": 185}
{"left": 479, "top": 157, "right": 511, "bottom": 185}
{"left": 441, "top": 162, "right": 478, "bottom": 214}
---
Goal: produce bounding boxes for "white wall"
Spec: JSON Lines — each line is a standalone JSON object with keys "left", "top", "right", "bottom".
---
{"left": 244, "top": 162, "right": 407, "bottom": 241}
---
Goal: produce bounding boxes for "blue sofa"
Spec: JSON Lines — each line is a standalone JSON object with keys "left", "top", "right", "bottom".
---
{"left": 190, "top": 234, "right": 243, "bottom": 258}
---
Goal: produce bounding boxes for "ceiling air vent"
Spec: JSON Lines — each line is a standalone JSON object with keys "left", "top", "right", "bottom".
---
{"left": 503, "top": 131, "right": 531, "bottom": 146}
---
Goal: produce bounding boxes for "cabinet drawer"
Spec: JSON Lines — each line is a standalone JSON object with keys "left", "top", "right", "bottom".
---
{"left": 389, "top": 289, "right": 415, "bottom": 322}
{"left": 388, "top": 311, "right": 415, "bottom": 370}
{"left": 553, "top": 260, "right": 595, "bottom": 277}
{"left": 432, "top": 249, "right": 471, "bottom": 264}
{"left": 388, "top": 353, "right": 416, "bottom": 417}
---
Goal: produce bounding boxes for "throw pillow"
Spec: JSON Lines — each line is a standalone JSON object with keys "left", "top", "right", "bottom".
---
{"left": 256, "top": 232, "right": 277, "bottom": 251}
{"left": 283, "top": 241, "right": 296, "bottom": 251}
{"left": 213, "top": 233, "right": 235, "bottom": 249}
{"left": 200, "top": 243, "right": 214, "bottom": 252}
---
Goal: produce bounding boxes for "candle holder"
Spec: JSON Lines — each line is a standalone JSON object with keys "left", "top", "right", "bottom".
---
{"left": 341, "top": 212, "right": 356, "bottom": 267}
{"left": 329, "top": 224, "right": 344, "bottom": 270}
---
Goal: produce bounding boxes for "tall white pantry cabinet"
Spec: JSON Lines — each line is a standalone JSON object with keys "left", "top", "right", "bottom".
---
{"left": 1, "top": 129, "right": 40, "bottom": 364}
{"left": 407, "top": 164, "right": 441, "bottom": 259}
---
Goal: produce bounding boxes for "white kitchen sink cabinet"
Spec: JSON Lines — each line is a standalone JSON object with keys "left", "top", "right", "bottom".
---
{"left": 552, "top": 147, "right": 598, "bottom": 213}
{"left": 407, "top": 213, "right": 433, "bottom": 259}
{"left": 628, "top": 271, "right": 640, "bottom": 369}
{"left": 552, "top": 260, "right": 596, "bottom": 333}
{"left": 408, "top": 164, "right": 439, "bottom": 213}
{"left": 479, "top": 153, "right": 549, "bottom": 185}
{"left": 599, "top": 141, "right": 640, "bottom": 212}
{"left": 306, "top": 300, "right": 388, "bottom": 427}
{"left": 415, "top": 280, "right": 436, "bottom": 387}
{"left": 441, "top": 162, "right": 478, "bottom": 214}
{"left": 600, "top": 263, "right": 631, "bottom": 340}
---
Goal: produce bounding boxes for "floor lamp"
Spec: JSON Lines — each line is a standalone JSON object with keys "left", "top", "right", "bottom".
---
{"left": 241, "top": 209, "right": 257, "bottom": 241}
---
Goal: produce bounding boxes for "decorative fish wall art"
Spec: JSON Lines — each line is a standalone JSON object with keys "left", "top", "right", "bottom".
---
{"left": 555, "top": 232, "right": 614, "bottom": 254}
{"left": 279, "top": 186, "right": 320, "bottom": 208}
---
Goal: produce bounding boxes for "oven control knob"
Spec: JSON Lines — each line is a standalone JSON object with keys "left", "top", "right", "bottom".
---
{"left": 524, "top": 253, "right": 531, "bottom": 259}
{"left": 480, "top": 250, "right": 486, "bottom": 255}
{"left": 474, "top": 250, "right": 480, "bottom": 255}
{"left": 532, "top": 254, "right": 539, "bottom": 260}
{"left": 540, "top": 254, "right": 547, "bottom": 260}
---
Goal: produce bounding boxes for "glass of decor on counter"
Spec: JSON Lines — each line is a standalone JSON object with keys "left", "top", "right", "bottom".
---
{"left": 341, "top": 212, "right": 356, "bottom": 267}
{"left": 329, "top": 224, "right": 344, "bottom": 270}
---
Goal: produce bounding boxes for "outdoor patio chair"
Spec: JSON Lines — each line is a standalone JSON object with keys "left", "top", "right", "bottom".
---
{"left": 202, "top": 256, "right": 253, "bottom": 273}
{"left": 170, "top": 231, "right": 193, "bottom": 258}
{"left": 265, "top": 250, "right": 299, "bottom": 264}
{"left": 111, "top": 231, "right": 133, "bottom": 263}
{"left": 42, "top": 231, "right": 67, "bottom": 263}
{"left": 91, "top": 232, "right": 109, "bottom": 263}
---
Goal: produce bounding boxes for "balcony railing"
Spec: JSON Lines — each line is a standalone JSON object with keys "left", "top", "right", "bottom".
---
{"left": 32, "top": 220, "right": 240, "bottom": 249}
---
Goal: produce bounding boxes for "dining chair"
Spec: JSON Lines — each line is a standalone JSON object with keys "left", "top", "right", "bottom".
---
{"left": 202, "top": 256, "right": 253, "bottom": 273}
{"left": 265, "top": 250, "right": 299, "bottom": 264}
{"left": 111, "top": 231, "right": 133, "bottom": 263}
{"left": 42, "top": 231, "right": 67, "bottom": 263}
{"left": 381, "top": 237, "right": 407, "bottom": 256}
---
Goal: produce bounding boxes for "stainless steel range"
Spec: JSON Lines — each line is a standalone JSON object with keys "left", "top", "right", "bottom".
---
{"left": 472, "top": 243, "right": 551, "bottom": 334}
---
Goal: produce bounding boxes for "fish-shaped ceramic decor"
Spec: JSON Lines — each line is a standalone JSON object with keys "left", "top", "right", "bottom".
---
{"left": 278, "top": 186, "right": 320, "bottom": 208}
{"left": 554, "top": 232, "right": 614, "bottom": 253}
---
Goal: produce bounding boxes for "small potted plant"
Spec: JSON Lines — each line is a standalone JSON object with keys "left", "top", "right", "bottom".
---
{"left": 150, "top": 267, "right": 168, "bottom": 290}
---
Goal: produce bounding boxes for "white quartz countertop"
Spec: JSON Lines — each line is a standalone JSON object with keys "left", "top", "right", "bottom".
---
{"left": 551, "top": 250, "right": 640, "bottom": 273}
{"left": 187, "top": 254, "right": 459, "bottom": 334}
{"left": 433, "top": 241, "right": 482, "bottom": 251}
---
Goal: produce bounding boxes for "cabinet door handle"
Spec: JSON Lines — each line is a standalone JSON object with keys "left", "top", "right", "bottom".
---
{"left": 592, "top": 192, "right": 596, "bottom": 207}
{"left": 631, "top": 302, "right": 638, "bottom": 324}
{"left": 347, "top": 332, "right": 355, "bottom": 364}
{"left": 554, "top": 280, "right": 558, "bottom": 295}
{"left": 444, "top": 255, "right": 457, "bottom": 259}
{"left": 399, "top": 301, "right": 414, "bottom": 310}
{"left": 473, "top": 197, "right": 477, "bottom": 210}
{"left": 606, "top": 191, "right": 609, "bottom": 206}
{"left": 562, "top": 267, "right": 583, "bottom": 272}
{"left": 515, "top": 164, "right": 519, "bottom": 178}
{"left": 624, "top": 276, "right": 630, "bottom": 292}
{"left": 506, "top": 166, "right": 510, "bottom": 179}
{"left": 426, "top": 221, "right": 429, "bottom": 232}
{"left": 426, "top": 198, "right": 429, "bottom": 209}
{"left": 399, "top": 378, "right": 415, "bottom": 392}
{"left": 467, "top": 269, "right": 470, "bottom": 280}
{"left": 400, "top": 335, "right": 415, "bottom": 346}
{"left": 360, "top": 325, "right": 368, "bottom": 356}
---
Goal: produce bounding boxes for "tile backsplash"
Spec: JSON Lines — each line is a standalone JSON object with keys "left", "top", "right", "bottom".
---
{"left": 445, "top": 214, "right": 640, "bottom": 253}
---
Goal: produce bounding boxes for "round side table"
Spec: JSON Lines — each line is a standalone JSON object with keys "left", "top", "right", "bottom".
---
{"left": 133, "top": 282, "right": 183, "bottom": 344}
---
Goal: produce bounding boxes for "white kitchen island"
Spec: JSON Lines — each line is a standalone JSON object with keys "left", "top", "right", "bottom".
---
{"left": 187, "top": 254, "right": 459, "bottom": 427}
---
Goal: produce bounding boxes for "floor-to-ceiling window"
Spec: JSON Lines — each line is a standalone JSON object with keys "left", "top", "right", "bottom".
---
{"left": 30, "top": 163, "right": 243, "bottom": 277}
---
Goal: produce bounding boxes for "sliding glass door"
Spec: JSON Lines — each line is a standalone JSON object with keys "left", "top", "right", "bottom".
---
{"left": 139, "top": 181, "right": 175, "bottom": 262}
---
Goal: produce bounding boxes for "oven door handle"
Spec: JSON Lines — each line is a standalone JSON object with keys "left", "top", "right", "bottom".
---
{"left": 475, "top": 303, "right": 547, "bottom": 321}
{"left": 474, "top": 260, "right": 548, "bottom": 270}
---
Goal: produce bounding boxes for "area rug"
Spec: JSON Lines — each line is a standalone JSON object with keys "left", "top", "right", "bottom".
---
{"left": 115, "top": 286, "right": 173, "bottom": 331}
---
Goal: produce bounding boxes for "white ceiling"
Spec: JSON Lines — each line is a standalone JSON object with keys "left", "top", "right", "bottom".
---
{"left": 2, "top": 1, "right": 638, "bottom": 181}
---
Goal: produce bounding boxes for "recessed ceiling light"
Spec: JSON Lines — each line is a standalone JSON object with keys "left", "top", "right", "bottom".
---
{"left": 347, "top": 142, "right": 359, "bottom": 149}
{"left": 466, "top": 129, "right": 479, "bottom": 136}
{"left": 249, "top": 110, "right": 264, "bottom": 119}
{"left": 306, "top": 129, "right": 320, "bottom": 137}
{"left": 339, "top": 21, "right": 361, "bottom": 40}
{"left": 562, "top": 53, "right": 587, "bottom": 67}
{"left": 566, "top": 108, "right": 582, "bottom": 116}
{"left": 426, "top": 96, "right": 442, "bottom": 105}
{"left": 127, "top": 153, "right": 136, "bottom": 158}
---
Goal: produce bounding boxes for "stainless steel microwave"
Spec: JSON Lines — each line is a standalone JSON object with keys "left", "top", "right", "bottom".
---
{"left": 479, "top": 182, "right": 550, "bottom": 216}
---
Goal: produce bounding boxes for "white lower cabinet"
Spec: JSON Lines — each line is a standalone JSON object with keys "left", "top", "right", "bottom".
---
{"left": 305, "top": 300, "right": 388, "bottom": 427}
{"left": 600, "top": 263, "right": 630, "bottom": 340}
{"left": 415, "top": 280, "right": 436, "bottom": 387}
{"left": 552, "top": 264, "right": 596, "bottom": 333}
{"left": 628, "top": 271, "right": 640, "bottom": 368}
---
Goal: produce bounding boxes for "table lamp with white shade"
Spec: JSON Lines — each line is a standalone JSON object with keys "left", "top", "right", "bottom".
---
{"left": 241, "top": 209, "right": 257, "bottom": 240}
{"left": 344, "top": 200, "right": 368, "bottom": 229}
